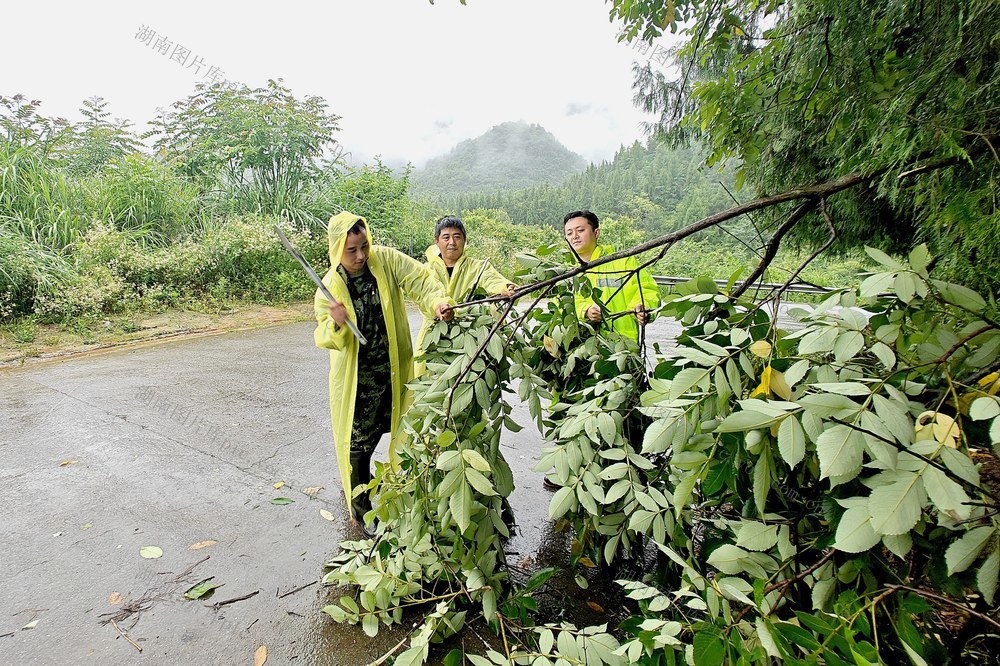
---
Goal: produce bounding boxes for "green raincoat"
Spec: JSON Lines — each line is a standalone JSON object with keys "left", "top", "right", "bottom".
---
{"left": 314, "top": 212, "right": 452, "bottom": 506}
{"left": 575, "top": 244, "right": 661, "bottom": 341}
{"left": 415, "top": 244, "right": 512, "bottom": 353}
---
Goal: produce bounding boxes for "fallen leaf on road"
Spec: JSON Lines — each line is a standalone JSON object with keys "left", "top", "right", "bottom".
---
{"left": 22, "top": 619, "right": 38, "bottom": 630}
{"left": 81, "top": 523, "right": 93, "bottom": 530}
{"left": 59, "top": 460, "right": 78, "bottom": 467}
{"left": 189, "top": 540, "right": 217, "bottom": 550}
{"left": 271, "top": 497, "right": 294, "bottom": 505}
{"left": 184, "top": 578, "right": 223, "bottom": 600}
{"left": 139, "top": 546, "right": 163, "bottom": 559}
{"left": 273, "top": 481, "right": 285, "bottom": 489}
{"left": 109, "top": 592, "right": 124, "bottom": 605}
{"left": 319, "top": 509, "right": 334, "bottom": 521}
{"left": 302, "top": 486, "right": 323, "bottom": 497}
{"left": 254, "top": 645, "right": 268, "bottom": 666}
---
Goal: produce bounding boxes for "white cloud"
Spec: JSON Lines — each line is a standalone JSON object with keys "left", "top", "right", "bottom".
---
{"left": 3, "top": 0, "right": 662, "bottom": 166}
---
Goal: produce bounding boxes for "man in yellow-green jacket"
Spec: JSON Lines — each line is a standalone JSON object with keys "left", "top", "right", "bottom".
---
{"left": 415, "top": 215, "right": 515, "bottom": 360}
{"left": 314, "top": 211, "right": 454, "bottom": 530}
{"left": 563, "top": 209, "right": 660, "bottom": 341}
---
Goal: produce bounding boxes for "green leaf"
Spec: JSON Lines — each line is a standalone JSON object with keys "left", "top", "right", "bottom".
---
{"left": 716, "top": 410, "right": 782, "bottom": 432}
{"left": 978, "top": 550, "right": 999, "bottom": 605}
{"left": 834, "top": 506, "right": 879, "bottom": 553}
{"left": 597, "top": 412, "right": 618, "bottom": 445}
{"left": 816, "top": 425, "right": 864, "bottom": 480}
{"left": 865, "top": 247, "right": 903, "bottom": 270}
{"left": 931, "top": 279, "right": 987, "bottom": 313}
{"left": 860, "top": 271, "right": 896, "bottom": 298}
{"left": 669, "top": 367, "right": 712, "bottom": 399}
{"left": 642, "top": 417, "right": 675, "bottom": 453}
{"left": 922, "top": 466, "right": 971, "bottom": 521}
{"left": 833, "top": 331, "right": 864, "bottom": 363}
{"left": 465, "top": 467, "right": 497, "bottom": 496}
{"left": 692, "top": 625, "right": 725, "bottom": 666}
{"left": 873, "top": 394, "right": 913, "bottom": 445}
{"left": 946, "top": 526, "right": 995, "bottom": 575}
{"left": 868, "top": 472, "right": 925, "bottom": 536}
{"left": 437, "top": 450, "right": 461, "bottom": 471}
{"left": 799, "top": 393, "right": 861, "bottom": 418}
{"left": 183, "top": 577, "right": 222, "bottom": 600}
{"left": 362, "top": 613, "right": 378, "bottom": 637}
{"left": 736, "top": 521, "right": 779, "bottom": 552}
{"left": 894, "top": 272, "right": 919, "bottom": 303}
{"left": 753, "top": 452, "right": 772, "bottom": 514}
{"left": 449, "top": 481, "right": 473, "bottom": 533}
{"left": 707, "top": 544, "right": 752, "bottom": 575}
{"left": 970, "top": 396, "right": 1000, "bottom": 421}
{"left": 549, "top": 486, "right": 576, "bottom": 520}
{"left": 461, "top": 449, "right": 492, "bottom": 473}
{"left": 777, "top": 416, "right": 806, "bottom": 467}
{"left": 438, "top": 429, "right": 457, "bottom": 448}
{"left": 270, "top": 497, "right": 294, "bottom": 505}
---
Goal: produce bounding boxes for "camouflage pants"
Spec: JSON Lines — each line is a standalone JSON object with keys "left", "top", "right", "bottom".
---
{"left": 350, "top": 366, "right": 392, "bottom": 456}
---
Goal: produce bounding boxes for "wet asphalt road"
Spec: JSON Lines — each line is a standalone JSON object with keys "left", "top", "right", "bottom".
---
{"left": 0, "top": 307, "right": 690, "bottom": 665}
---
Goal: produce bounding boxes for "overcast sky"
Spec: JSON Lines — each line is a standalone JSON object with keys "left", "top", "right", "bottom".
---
{"left": 3, "top": 1, "right": 669, "bottom": 167}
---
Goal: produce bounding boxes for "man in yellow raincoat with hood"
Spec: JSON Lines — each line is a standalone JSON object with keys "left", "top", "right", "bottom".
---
{"left": 314, "top": 211, "right": 454, "bottom": 529}
{"left": 415, "top": 215, "right": 515, "bottom": 365}
{"left": 563, "top": 209, "right": 660, "bottom": 341}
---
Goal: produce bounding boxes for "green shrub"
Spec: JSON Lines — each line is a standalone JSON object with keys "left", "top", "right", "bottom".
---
{"left": 83, "top": 154, "right": 200, "bottom": 240}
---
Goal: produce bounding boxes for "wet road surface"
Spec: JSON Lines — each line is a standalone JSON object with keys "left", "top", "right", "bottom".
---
{"left": 0, "top": 307, "right": 692, "bottom": 665}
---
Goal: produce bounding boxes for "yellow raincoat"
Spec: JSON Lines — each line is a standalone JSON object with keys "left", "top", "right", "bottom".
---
{"left": 314, "top": 212, "right": 452, "bottom": 506}
{"left": 575, "top": 244, "right": 661, "bottom": 341}
{"left": 415, "top": 244, "right": 512, "bottom": 353}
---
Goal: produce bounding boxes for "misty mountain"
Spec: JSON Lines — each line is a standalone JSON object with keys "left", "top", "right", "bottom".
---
{"left": 412, "top": 121, "right": 587, "bottom": 196}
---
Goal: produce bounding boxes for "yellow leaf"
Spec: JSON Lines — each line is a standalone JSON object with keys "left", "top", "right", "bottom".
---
{"left": 733, "top": 26, "right": 746, "bottom": 36}
{"left": 139, "top": 546, "right": 163, "bottom": 559}
{"left": 749, "top": 340, "right": 772, "bottom": 358}
{"left": 319, "top": 509, "right": 335, "bottom": 521}
{"left": 254, "top": 645, "right": 268, "bottom": 666}
{"left": 542, "top": 335, "right": 560, "bottom": 358}
{"left": 59, "top": 460, "right": 79, "bottom": 467}
{"left": 273, "top": 481, "right": 285, "bottom": 489}
{"left": 750, "top": 365, "right": 791, "bottom": 400}
{"left": 302, "top": 486, "right": 323, "bottom": 497}
{"left": 189, "top": 540, "right": 217, "bottom": 550}
{"left": 979, "top": 372, "right": 1000, "bottom": 395}
{"left": 109, "top": 592, "right": 124, "bottom": 605}
{"left": 915, "top": 411, "right": 961, "bottom": 448}
{"left": 578, "top": 556, "right": 597, "bottom": 568}
{"left": 769, "top": 369, "right": 792, "bottom": 400}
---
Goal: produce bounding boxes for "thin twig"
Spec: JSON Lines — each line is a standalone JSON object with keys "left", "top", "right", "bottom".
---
{"left": 208, "top": 589, "right": 260, "bottom": 609}
{"left": 887, "top": 584, "right": 1000, "bottom": 632}
{"left": 730, "top": 201, "right": 816, "bottom": 300}
{"left": 110, "top": 619, "right": 142, "bottom": 653}
{"left": 277, "top": 581, "right": 317, "bottom": 599}
{"left": 172, "top": 556, "right": 210, "bottom": 582}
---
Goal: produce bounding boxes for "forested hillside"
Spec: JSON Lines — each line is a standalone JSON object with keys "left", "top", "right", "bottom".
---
{"left": 411, "top": 121, "right": 587, "bottom": 196}
{"left": 437, "top": 140, "right": 737, "bottom": 234}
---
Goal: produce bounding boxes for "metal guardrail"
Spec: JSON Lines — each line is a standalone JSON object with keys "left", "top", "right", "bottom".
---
{"left": 652, "top": 275, "right": 833, "bottom": 296}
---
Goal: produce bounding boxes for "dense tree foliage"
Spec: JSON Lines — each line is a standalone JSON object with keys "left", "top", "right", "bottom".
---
{"left": 412, "top": 121, "right": 587, "bottom": 196}
{"left": 614, "top": 0, "right": 999, "bottom": 292}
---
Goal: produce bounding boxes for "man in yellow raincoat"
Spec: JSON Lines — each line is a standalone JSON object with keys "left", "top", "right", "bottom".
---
{"left": 415, "top": 215, "right": 515, "bottom": 363}
{"left": 314, "top": 211, "right": 454, "bottom": 529}
{"left": 563, "top": 209, "right": 660, "bottom": 341}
